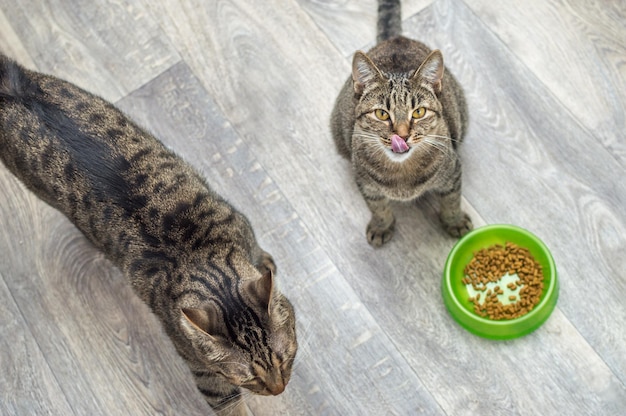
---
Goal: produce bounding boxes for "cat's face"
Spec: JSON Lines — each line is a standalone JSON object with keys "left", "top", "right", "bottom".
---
{"left": 181, "top": 271, "right": 297, "bottom": 396}
{"left": 352, "top": 50, "right": 451, "bottom": 164}
{"left": 210, "top": 295, "right": 297, "bottom": 396}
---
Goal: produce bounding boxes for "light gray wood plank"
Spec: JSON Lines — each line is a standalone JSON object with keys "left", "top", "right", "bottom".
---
{"left": 0, "top": 272, "right": 75, "bottom": 416}
{"left": 0, "top": 9, "right": 35, "bottom": 69}
{"left": 297, "top": 0, "right": 434, "bottom": 56}
{"left": 116, "top": 60, "right": 443, "bottom": 415}
{"left": 462, "top": 0, "right": 626, "bottom": 168}
{"left": 0, "top": 0, "right": 180, "bottom": 101}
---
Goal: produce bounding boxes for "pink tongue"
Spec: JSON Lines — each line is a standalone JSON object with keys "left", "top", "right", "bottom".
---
{"left": 391, "top": 135, "right": 409, "bottom": 153}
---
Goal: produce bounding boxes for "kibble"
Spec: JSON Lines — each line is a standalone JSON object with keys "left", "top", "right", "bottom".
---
{"left": 464, "top": 242, "right": 544, "bottom": 320}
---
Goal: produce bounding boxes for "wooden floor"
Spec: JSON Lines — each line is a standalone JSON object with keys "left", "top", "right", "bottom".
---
{"left": 1, "top": 0, "right": 625, "bottom": 415}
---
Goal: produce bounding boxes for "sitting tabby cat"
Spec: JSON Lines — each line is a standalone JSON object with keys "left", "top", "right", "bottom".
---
{"left": 0, "top": 54, "right": 296, "bottom": 415}
{"left": 331, "top": 0, "right": 473, "bottom": 246}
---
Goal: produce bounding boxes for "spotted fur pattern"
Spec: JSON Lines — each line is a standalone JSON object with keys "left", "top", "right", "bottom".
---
{"left": 0, "top": 54, "right": 297, "bottom": 415}
{"left": 331, "top": 0, "right": 472, "bottom": 246}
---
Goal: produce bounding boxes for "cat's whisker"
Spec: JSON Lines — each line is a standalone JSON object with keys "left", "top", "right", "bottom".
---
{"left": 353, "top": 130, "right": 389, "bottom": 147}
{"left": 423, "top": 137, "right": 447, "bottom": 151}
{"left": 290, "top": 320, "right": 314, "bottom": 369}
{"left": 421, "top": 138, "right": 453, "bottom": 159}
{"left": 354, "top": 131, "right": 380, "bottom": 139}
{"left": 421, "top": 133, "right": 456, "bottom": 141}
{"left": 355, "top": 130, "right": 458, "bottom": 161}
{"left": 355, "top": 136, "right": 390, "bottom": 158}
{"left": 415, "top": 133, "right": 455, "bottom": 144}
{"left": 355, "top": 134, "right": 385, "bottom": 146}
{"left": 353, "top": 128, "right": 382, "bottom": 138}
{"left": 219, "top": 390, "right": 252, "bottom": 416}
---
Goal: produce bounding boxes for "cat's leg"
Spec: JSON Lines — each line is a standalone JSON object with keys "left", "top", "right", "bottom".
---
{"left": 194, "top": 372, "right": 250, "bottom": 416}
{"left": 359, "top": 182, "right": 396, "bottom": 247}
{"left": 437, "top": 166, "right": 472, "bottom": 237}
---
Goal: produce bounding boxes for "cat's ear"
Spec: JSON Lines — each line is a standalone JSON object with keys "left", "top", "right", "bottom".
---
{"left": 413, "top": 50, "right": 444, "bottom": 94}
{"left": 181, "top": 304, "right": 224, "bottom": 339}
{"left": 242, "top": 270, "right": 274, "bottom": 315}
{"left": 352, "top": 51, "right": 384, "bottom": 95}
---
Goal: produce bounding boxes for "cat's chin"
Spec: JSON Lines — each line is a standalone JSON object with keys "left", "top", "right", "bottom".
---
{"left": 385, "top": 147, "right": 413, "bottom": 163}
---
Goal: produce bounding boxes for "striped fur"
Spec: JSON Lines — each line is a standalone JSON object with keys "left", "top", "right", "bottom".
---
{"left": 0, "top": 55, "right": 296, "bottom": 415}
{"left": 331, "top": 1, "right": 472, "bottom": 246}
{"left": 377, "top": 0, "right": 402, "bottom": 42}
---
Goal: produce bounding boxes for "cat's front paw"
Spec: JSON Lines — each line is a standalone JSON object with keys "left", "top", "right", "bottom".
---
{"left": 366, "top": 217, "right": 396, "bottom": 247}
{"left": 441, "top": 212, "right": 473, "bottom": 238}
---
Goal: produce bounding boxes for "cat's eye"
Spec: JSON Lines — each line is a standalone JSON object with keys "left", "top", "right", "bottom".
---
{"left": 374, "top": 109, "right": 390, "bottom": 121}
{"left": 412, "top": 107, "right": 427, "bottom": 119}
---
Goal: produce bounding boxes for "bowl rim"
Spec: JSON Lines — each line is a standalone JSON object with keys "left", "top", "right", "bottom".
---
{"left": 443, "top": 224, "right": 558, "bottom": 340}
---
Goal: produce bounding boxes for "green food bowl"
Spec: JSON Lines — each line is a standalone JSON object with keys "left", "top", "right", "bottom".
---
{"left": 443, "top": 224, "right": 558, "bottom": 340}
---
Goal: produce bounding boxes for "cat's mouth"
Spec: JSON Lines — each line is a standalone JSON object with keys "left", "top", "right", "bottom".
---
{"left": 390, "top": 134, "right": 410, "bottom": 153}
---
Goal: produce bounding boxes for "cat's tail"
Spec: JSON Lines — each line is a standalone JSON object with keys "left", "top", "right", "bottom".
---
{"left": 377, "top": 0, "right": 402, "bottom": 43}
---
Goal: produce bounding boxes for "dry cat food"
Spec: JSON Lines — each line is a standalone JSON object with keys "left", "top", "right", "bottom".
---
{"left": 463, "top": 242, "right": 544, "bottom": 320}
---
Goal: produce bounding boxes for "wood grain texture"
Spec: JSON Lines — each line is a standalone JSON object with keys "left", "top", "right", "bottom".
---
{"left": 463, "top": 0, "right": 626, "bottom": 168}
{"left": 0, "top": 273, "right": 74, "bottom": 416}
{"left": 0, "top": 10, "right": 35, "bottom": 69}
{"left": 0, "top": 0, "right": 179, "bottom": 101}
{"left": 296, "top": 0, "right": 434, "bottom": 56}
{"left": 1, "top": 0, "right": 625, "bottom": 414}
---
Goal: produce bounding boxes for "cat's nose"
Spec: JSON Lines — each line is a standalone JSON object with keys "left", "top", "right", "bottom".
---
{"left": 395, "top": 122, "right": 410, "bottom": 139}
{"left": 267, "top": 381, "right": 285, "bottom": 395}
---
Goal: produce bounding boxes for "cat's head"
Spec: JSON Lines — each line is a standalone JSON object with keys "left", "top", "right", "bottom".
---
{"left": 351, "top": 49, "right": 451, "bottom": 163}
{"left": 180, "top": 270, "right": 297, "bottom": 396}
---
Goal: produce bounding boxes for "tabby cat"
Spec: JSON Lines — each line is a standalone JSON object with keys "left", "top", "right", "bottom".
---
{"left": 0, "top": 54, "right": 297, "bottom": 415}
{"left": 331, "top": 0, "right": 473, "bottom": 246}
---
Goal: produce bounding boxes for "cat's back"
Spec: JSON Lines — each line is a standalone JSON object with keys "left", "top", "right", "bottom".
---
{"left": 1, "top": 55, "right": 263, "bottom": 277}
{"left": 0, "top": 54, "right": 151, "bottom": 156}
{"left": 1, "top": 55, "right": 157, "bottom": 216}
{"left": 366, "top": 36, "right": 433, "bottom": 74}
